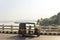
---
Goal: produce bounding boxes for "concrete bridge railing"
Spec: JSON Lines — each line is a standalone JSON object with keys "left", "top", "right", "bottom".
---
{"left": 0, "top": 24, "right": 19, "bottom": 34}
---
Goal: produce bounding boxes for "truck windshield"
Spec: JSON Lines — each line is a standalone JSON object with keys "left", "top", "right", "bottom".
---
{"left": 26, "top": 24, "right": 35, "bottom": 29}
{"left": 26, "top": 24, "right": 34, "bottom": 27}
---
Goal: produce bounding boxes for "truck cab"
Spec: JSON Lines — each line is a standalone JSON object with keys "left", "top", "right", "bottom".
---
{"left": 18, "top": 22, "right": 40, "bottom": 37}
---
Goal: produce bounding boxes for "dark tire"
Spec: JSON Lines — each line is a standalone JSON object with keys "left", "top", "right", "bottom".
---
{"left": 37, "top": 34, "right": 40, "bottom": 37}
{"left": 36, "top": 31, "right": 40, "bottom": 37}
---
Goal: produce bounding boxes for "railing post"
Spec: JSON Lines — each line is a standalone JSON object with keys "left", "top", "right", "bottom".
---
{"left": 2, "top": 24, "right": 4, "bottom": 31}
{"left": 49, "top": 26, "right": 51, "bottom": 32}
{"left": 11, "top": 25, "right": 13, "bottom": 32}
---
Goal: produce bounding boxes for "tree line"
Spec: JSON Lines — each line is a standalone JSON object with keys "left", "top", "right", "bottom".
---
{"left": 37, "top": 12, "right": 60, "bottom": 26}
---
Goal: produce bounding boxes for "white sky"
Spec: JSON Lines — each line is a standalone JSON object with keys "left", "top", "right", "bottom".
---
{"left": 0, "top": 0, "right": 60, "bottom": 21}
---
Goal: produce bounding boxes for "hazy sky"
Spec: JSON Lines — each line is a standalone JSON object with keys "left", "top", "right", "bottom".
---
{"left": 0, "top": 0, "right": 60, "bottom": 21}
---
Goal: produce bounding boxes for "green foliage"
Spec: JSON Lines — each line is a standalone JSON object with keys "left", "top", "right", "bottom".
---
{"left": 56, "top": 12, "right": 60, "bottom": 24}
{"left": 37, "top": 12, "right": 60, "bottom": 26}
{"left": 37, "top": 19, "right": 40, "bottom": 25}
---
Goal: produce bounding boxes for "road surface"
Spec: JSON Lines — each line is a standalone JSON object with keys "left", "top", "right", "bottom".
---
{"left": 0, "top": 34, "right": 60, "bottom": 40}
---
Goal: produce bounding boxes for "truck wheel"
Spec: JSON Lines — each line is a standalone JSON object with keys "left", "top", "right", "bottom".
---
{"left": 37, "top": 34, "right": 40, "bottom": 37}
{"left": 36, "top": 31, "right": 40, "bottom": 37}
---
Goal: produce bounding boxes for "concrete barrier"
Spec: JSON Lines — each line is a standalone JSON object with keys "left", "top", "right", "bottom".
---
{"left": 40, "top": 32, "right": 60, "bottom": 35}
{"left": 0, "top": 31, "right": 18, "bottom": 34}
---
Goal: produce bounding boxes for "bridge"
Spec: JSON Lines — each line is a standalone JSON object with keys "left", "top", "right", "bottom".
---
{"left": 0, "top": 24, "right": 60, "bottom": 35}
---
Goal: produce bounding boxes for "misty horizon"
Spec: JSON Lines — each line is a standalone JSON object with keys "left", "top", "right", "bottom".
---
{"left": 0, "top": 0, "right": 59, "bottom": 21}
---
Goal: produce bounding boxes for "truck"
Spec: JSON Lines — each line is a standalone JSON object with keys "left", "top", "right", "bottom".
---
{"left": 18, "top": 22, "right": 40, "bottom": 37}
